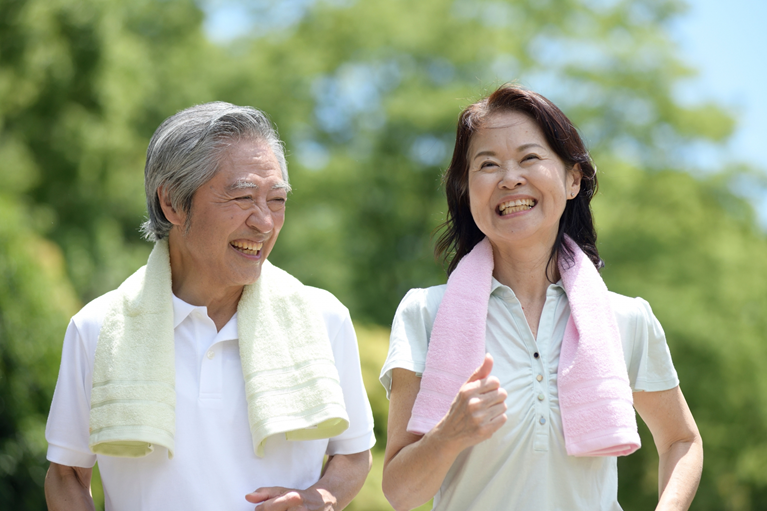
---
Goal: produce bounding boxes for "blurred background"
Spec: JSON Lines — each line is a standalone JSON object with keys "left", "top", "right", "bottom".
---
{"left": 1, "top": 0, "right": 766, "bottom": 509}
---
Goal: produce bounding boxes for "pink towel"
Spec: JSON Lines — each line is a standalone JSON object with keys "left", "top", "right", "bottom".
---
{"left": 407, "top": 238, "right": 493, "bottom": 434}
{"left": 408, "top": 236, "right": 640, "bottom": 457}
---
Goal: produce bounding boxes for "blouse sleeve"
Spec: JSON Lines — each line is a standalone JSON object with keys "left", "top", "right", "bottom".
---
{"left": 379, "top": 286, "right": 445, "bottom": 399}
{"left": 619, "top": 296, "right": 680, "bottom": 392}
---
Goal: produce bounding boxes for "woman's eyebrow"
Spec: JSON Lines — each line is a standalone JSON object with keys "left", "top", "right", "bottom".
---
{"left": 517, "top": 143, "right": 545, "bottom": 152}
{"left": 472, "top": 150, "right": 496, "bottom": 160}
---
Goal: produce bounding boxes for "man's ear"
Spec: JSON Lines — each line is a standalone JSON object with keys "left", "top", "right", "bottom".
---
{"left": 158, "top": 186, "right": 184, "bottom": 227}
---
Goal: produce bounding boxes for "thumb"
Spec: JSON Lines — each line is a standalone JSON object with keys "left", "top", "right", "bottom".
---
{"left": 467, "top": 353, "right": 493, "bottom": 383}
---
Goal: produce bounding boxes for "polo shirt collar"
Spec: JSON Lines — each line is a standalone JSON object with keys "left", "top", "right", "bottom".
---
{"left": 172, "top": 294, "right": 199, "bottom": 329}
{"left": 490, "top": 277, "right": 565, "bottom": 300}
{"left": 172, "top": 294, "right": 239, "bottom": 341}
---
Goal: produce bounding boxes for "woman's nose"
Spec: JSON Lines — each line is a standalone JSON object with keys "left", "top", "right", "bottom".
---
{"left": 498, "top": 164, "right": 525, "bottom": 189}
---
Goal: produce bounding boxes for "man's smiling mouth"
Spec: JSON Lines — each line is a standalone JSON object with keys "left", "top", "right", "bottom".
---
{"left": 498, "top": 198, "right": 536, "bottom": 215}
{"left": 230, "top": 240, "right": 263, "bottom": 255}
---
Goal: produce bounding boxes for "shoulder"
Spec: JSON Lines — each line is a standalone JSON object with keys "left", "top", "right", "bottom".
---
{"left": 606, "top": 292, "right": 678, "bottom": 391}
{"left": 607, "top": 291, "right": 657, "bottom": 330}
{"left": 70, "top": 289, "right": 121, "bottom": 339}
{"left": 57, "top": 289, "right": 122, "bottom": 367}
{"left": 304, "top": 286, "right": 351, "bottom": 327}
{"left": 393, "top": 284, "right": 447, "bottom": 327}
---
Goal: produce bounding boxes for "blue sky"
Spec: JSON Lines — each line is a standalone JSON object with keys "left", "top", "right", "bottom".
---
{"left": 672, "top": 0, "right": 765, "bottom": 172}
{"left": 672, "top": 0, "right": 767, "bottom": 223}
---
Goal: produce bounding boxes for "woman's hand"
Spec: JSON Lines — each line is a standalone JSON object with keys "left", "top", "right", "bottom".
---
{"left": 431, "top": 354, "right": 508, "bottom": 452}
{"left": 382, "top": 354, "right": 507, "bottom": 511}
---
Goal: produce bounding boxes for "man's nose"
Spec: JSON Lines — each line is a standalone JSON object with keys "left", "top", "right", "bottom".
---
{"left": 245, "top": 205, "right": 274, "bottom": 233}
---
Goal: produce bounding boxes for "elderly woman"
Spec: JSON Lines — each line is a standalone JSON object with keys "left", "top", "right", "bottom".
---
{"left": 379, "top": 85, "right": 703, "bottom": 511}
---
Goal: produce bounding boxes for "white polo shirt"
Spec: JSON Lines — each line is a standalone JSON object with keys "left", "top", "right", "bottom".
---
{"left": 380, "top": 279, "right": 678, "bottom": 511}
{"left": 46, "top": 286, "right": 375, "bottom": 511}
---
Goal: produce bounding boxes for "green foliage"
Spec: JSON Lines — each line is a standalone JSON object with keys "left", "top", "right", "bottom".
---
{"left": 1, "top": 0, "right": 767, "bottom": 509}
{"left": 595, "top": 160, "right": 767, "bottom": 510}
{"left": 0, "top": 171, "right": 79, "bottom": 506}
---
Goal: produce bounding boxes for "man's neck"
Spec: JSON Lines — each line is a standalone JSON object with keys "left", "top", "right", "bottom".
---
{"left": 167, "top": 236, "right": 244, "bottom": 331}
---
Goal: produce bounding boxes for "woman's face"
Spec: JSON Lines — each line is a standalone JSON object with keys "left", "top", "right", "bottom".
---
{"left": 467, "top": 110, "right": 582, "bottom": 251}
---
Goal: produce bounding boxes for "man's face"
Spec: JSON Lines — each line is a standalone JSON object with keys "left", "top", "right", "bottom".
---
{"left": 168, "top": 140, "right": 287, "bottom": 294}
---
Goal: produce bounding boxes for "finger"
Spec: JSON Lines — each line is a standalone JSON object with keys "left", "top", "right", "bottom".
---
{"left": 470, "top": 388, "right": 507, "bottom": 416}
{"left": 487, "top": 408, "right": 508, "bottom": 431}
{"left": 245, "top": 487, "right": 286, "bottom": 504}
{"left": 487, "top": 399, "right": 508, "bottom": 420}
{"left": 254, "top": 491, "right": 303, "bottom": 511}
{"left": 477, "top": 375, "right": 501, "bottom": 393}
{"left": 467, "top": 353, "right": 494, "bottom": 384}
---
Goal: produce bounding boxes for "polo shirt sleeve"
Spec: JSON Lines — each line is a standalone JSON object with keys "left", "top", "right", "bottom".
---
{"left": 318, "top": 292, "right": 376, "bottom": 457}
{"left": 618, "top": 296, "right": 680, "bottom": 392}
{"left": 45, "top": 318, "right": 98, "bottom": 468}
{"left": 379, "top": 286, "right": 444, "bottom": 399}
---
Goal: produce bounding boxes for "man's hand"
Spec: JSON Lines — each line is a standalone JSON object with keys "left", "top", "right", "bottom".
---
{"left": 246, "top": 486, "right": 335, "bottom": 511}
{"left": 245, "top": 450, "right": 371, "bottom": 511}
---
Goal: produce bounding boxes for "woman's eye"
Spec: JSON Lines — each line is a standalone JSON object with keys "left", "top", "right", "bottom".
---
{"left": 523, "top": 154, "right": 540, "bottom": 162}
{"left": 480, "top": 160, "right": 497, "bottom": 169}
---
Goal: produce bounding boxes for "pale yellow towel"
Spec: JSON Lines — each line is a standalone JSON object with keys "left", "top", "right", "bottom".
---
{"left": 89, "top": 240, "right": 349, "bottom": 458}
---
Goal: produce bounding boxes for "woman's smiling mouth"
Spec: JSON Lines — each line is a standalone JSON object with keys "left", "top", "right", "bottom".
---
{"left": 498, "top": 198, "right": 536, "bottom": 215}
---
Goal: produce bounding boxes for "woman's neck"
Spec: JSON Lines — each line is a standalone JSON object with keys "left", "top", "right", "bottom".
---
{"left": 491, "top": 239, "right": 559, "bottom": 338}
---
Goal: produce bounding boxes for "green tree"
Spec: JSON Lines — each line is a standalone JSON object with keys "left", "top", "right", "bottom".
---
{"left": 0, "top": 155, "right": 80, "bottom": 507}
{"left": 2, "top": 0, "right": 767, "bottom": 509}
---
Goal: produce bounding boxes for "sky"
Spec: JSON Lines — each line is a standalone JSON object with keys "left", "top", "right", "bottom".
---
{"left": 671, "top": 0, "right": 765, "bottom": 171}
{"left": 204, "top": 0, "right": 767, "bottom": 224}
{"left": 671, "top": 0, "right": 767, "bottom": 226}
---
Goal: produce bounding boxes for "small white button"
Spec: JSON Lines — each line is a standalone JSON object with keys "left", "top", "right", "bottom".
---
{"left": 206, "top": 350, "right": 215, "bottom": 360}
{"left": 536, "top": 374, "right": 543, "bottom": 382}
{"left": 539, "top": 417, "right": 546, "bottom": 425}
{"left": 538, "top": 394, "right": 545, "bottom": 401}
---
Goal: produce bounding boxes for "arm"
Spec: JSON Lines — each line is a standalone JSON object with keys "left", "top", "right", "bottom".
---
{"left": 633, "top": 386, "right": 703, "bottom": 511}
{"left": 245, "top": 450, "right": 372, "bottom": 510}
{"left": 382, "top": 355, "right": 507, "bottom": 511}
{"left": 44, "top": 462, "right": 95, "bottom": 511}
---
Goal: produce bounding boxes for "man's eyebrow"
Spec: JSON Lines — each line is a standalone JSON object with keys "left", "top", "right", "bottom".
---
{"left": 272, "top": 181, "right": 292, "bottom": 193}
{"left": 227, "top": 180, "right": 258, "bottom": 191}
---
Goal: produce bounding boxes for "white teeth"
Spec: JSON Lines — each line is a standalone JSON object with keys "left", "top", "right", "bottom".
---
{"left": 498, "top": 198, "right": 536, "bottom": 215}
{"left": 230, "top": 240, "right": 263, "bottom": 254}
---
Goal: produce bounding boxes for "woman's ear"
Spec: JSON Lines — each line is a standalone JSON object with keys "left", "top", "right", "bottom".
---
{"left": 567, "top": 163, "right": 583, "bottom": 199}
{"left": 158, "top": 186, "right": 184, "bottom": 226}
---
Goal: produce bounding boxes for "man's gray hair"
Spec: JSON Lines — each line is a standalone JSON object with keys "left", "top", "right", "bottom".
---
{"left": 140, "top": 101, "right": 289, "bottom": 241}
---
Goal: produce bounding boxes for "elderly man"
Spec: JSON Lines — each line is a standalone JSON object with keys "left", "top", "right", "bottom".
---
{"left": 44, "top": 102, "right": 375, "bottom": 510}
